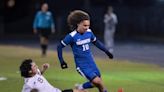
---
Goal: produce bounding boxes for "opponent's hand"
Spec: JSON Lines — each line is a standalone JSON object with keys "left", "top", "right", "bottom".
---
{"left": 61, "top": 62, "right": 68, "bottom": 69}
{"left": 42, "top": 63, "right": 50, "bottom": 70}
{"left": 105, "top": 51, "right": 113, "bottom": 59}
{"left": 41, "top": 63, "right": 50, "bottom": 74}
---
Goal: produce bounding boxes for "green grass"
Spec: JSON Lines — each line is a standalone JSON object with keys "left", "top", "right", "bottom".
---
{"left": 0, "top": 45, "right": 164, "bottom": 92}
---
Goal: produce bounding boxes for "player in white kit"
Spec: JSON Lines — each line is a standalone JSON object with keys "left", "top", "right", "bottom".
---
{"left": 19, "top": 59, "right": 87, "bottom": 92}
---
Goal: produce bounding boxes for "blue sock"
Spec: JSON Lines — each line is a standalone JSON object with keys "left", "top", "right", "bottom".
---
{"left": 82, "top": 82, "right": 94, "bottom": 89}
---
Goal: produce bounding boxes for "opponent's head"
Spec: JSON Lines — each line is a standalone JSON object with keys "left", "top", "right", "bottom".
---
{"left": 19, "top": 59, "right": 38, "bottom": 78}
{"left": 67, "top": 10, "right": 90, "bottom": 34}
{"left": 41, "top": 3, "right": 48, "bottom": 12}
{"left": 107, "top": 6, "right": 113, "bottom": 15}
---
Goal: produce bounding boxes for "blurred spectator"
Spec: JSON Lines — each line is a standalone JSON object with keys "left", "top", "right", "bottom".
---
{"left": 33, "top": 3, "right": 55, "bottom": 57}
{"left": 7, "top": 0, "right": 15, "bottom": 8}
{"left": 103, "top": 6, "right": 118, "bottom": 53}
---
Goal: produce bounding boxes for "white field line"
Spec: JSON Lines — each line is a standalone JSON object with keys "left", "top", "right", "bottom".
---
{"left": 0, "top": 77, "right": 7, "bottom": 81}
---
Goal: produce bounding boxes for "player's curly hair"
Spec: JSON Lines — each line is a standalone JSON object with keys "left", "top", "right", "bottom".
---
{"left": 67, "top": 10, "right": 90, "bottom": 30}
{"left": 19, "top": 59, "right": 33, "bottom": 78}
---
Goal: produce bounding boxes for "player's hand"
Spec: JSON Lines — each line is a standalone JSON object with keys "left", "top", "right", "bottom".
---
{"left": 105, "top": 51, "right": 113, "bottom": 59}
{"left": 61, "top": 61, "right": 68, "bottom": 69}
{"left": 41, "top": 63, "right": 50, "bottom": 74}
{"left": 42, "top": 63, "right": 50, "bottom": 70}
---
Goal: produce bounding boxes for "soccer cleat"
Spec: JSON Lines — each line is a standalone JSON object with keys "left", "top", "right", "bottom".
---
{"left": 75, "top": 84, "right": 89, "bottom": 92}
{"left": 75, "top": 83, "right": 84, "bottom": 90}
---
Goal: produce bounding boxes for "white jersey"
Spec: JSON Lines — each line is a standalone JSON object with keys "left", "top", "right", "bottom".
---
{"left": 104, "top": 13, "right": 117, "bottom": 30}
{"left": 21, "top": 69, "right": 61, "bottom": 92}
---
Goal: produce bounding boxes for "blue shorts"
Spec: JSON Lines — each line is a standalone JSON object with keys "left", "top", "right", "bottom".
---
{"left": 76, "top": 66, "right": 101, "bottom": 81}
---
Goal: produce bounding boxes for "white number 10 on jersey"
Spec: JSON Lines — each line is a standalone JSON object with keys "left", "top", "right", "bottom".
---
{"left": 82, "top": 44, "right": 89, "bottom": 51}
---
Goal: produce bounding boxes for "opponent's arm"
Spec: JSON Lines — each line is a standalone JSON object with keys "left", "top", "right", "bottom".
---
{"left": 93, "top": 39, "right": 113, "bottom": 59}
{"left": 33, "top": 12, "right": 39, "bottom": 34}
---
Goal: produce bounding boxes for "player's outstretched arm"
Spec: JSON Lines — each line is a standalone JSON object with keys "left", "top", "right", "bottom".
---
{"left": 93, "top": 39, "right": 113, "bottom": 59}
{"left": 57, "top": 43, "right": 68, "bottom": 69}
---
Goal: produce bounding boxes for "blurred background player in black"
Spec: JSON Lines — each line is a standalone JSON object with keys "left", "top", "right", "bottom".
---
{"left": 33, "top": 3, "right": 55, "bottom": 57}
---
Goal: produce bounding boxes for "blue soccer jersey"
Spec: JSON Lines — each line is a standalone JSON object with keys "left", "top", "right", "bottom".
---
{"left": 61, "top": 29, "right": 97, "bottom": 68}
{"left": 33, "top": 11, "right": 55, "bottom": 29}
{"left": 60, "top": 29, "right": 101, "bottom": 80}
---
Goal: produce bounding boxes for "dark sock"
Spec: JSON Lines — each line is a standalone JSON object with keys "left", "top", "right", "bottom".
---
{"left": 41, "top": 44, "right": 47, "bottom": 55}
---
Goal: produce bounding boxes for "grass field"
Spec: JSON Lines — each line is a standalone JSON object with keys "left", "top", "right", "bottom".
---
{"left": 0, "top": 45, "right": 164, "bottom": 92}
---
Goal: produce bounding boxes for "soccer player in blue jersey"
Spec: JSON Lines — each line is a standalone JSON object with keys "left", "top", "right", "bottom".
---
{"left": 57, "top": 10, "right": 113, "bottom": 92}
{"left": 33, "top": 3, "right": 55, "bottom": 56}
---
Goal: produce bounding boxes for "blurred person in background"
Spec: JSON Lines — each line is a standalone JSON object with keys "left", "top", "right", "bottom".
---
{"left": 33, "top": 3, "right": 55, "bottom": 57}
{"left": 20, "top": 59, "right": 87, "bottom": 92}
{"left": 104, "top": 6, "right": 118, "bottom": 53}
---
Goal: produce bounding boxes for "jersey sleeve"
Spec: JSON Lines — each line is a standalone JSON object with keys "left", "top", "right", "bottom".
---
{"left": 49, "top": 12, "right": 55, "bottom": 29}
{"left": 61, "top": 34, "right": 73, "bottom": 46}
{"left": 33, "top": 12, "right": 39, "bottom": 29}
{"left": 90, "top": 31, "right": 97, "bottom": 42}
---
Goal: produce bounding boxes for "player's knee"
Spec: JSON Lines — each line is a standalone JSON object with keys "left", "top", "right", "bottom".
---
{"left": 92, "top": 77, "right": 102, "bottom": 86}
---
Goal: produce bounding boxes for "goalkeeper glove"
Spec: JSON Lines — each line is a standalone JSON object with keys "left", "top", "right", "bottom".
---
{"left": 105, "top": 51, "right": 113, "bottom": 59}
{"left": 61, "top": 61, "right": 68, "bottom": 69}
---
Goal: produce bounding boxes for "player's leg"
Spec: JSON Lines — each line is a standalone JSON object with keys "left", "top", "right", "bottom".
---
{"left": 40, "top": 36, "right": 48, "bottom": 56}
{"left": 76, "top": 67, "right": 95, "bottom": 89}
{"left": 92, "top": 67, "right": 107, "bottom": 92}
{"left": 104, "top": 30, "right": 109, "bottom": 48}
{"left": 39, "top": 29, "right": 46, "bottom": 56}
{"left": 76, "top": 67, "right": 107, "bottom": 92}
{"left": 40, "top": 29, "right": 50, "bottom": 56}
{"left": 91, "top": 76, "right": 107, "bottom": 92}
{"left": 108, "top": 29, "right": 115, "bottom": 53}
{"left": 84, "top": 67, "right": 107, "bottom": 92}
{"left": 76, "top": 77, "right": 107, "bottom": 92}
{"left": 104, "top": 30, "right": 112, "bottom": 52}
{"left": 39, "top": 28, "right": 50, "bottom": 56}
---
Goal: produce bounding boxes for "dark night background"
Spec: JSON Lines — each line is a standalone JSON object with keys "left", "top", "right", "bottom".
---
{"left": 1, "top": 0, "right": 164, "bottom": 42}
